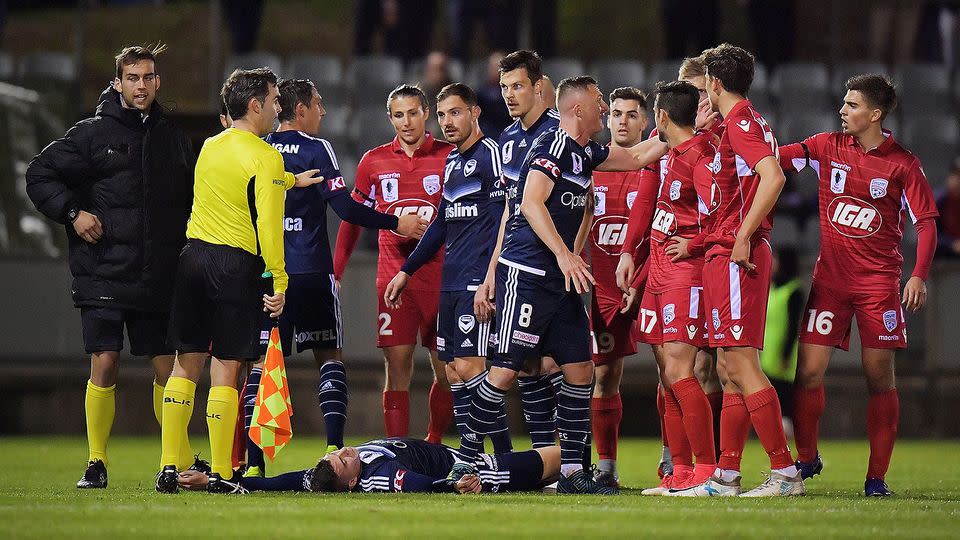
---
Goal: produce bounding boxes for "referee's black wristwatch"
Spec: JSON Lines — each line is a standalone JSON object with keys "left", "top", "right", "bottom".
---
{"left": 66, "top": 205, "right": 80, "bottom": 223}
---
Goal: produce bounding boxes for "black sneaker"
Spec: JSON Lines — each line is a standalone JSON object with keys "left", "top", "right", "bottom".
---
{"left": 592, "top": 468, "right": 620, "bottom": 489}
{"left": 155, "top": 465, "right": 178, "bottom": 494}
{"left": 207, "top": 472, "right": 248, "bottom": 494}
{"left": 188, "top": 455, "right": 212, "bottom": 475}
{"left": 76, "top": 460, "right": 107, "bottom": 489}
{"left": 557, "top": 469, "right": 619, "bottom": 495}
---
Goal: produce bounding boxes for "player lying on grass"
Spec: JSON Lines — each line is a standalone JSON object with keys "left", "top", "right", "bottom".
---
{"left": 176, "top": 438, "right": 561, "bottom": 494}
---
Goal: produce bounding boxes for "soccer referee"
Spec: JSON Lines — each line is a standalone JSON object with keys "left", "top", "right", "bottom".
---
{"left": 156, "top": 68, "right": 321, "bottom": 494}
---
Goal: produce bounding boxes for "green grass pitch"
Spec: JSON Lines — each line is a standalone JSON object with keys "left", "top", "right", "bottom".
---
{"left": 1, "top": 436, "right": 958, "bottom": 539}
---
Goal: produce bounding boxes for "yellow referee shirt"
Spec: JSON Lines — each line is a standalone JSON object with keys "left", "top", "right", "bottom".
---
{"left": 187, "top": 128, "right": 295, "bottom": 293}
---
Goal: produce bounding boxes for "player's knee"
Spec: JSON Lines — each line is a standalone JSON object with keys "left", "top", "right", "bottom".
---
{"left": 594, "top": 368, "right": 620, "bottom": 396}
{"left": 865, "top": 372, "right": 895, "bottom": 394}
{"left": 794, "top": 362, "right": 825, "bottom": 388}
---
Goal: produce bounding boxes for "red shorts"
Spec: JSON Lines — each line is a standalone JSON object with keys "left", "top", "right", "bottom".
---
{"left": 799, "top": 281, "right": 906, "bottom": 350}
{"left": 702, "top": 240, "right": 771, "bottom": 349}
{"left": 590, "top": 291, "right": 638, "bottom": 365}
{"left": 636, "top": 286, "right": 708, "bottom": 347}
{"left": 376, "top": 287, "right": 439, "bottom": 349}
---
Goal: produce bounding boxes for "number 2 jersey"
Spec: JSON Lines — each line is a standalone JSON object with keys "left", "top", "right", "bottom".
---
{"left": 334, "top": 134, "right": 454, "bottom": 290}
{"left": 779, "top": 130, "right": 938, "bottom": 290}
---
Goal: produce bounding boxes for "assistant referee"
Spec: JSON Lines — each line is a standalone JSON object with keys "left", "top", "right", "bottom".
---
{"left": 156, "top": 68, "right": 322, "bottom": 494}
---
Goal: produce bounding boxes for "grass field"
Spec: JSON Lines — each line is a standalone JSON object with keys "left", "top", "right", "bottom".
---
{"left": 2, "top": 437, "right": 958, "bottom": 539}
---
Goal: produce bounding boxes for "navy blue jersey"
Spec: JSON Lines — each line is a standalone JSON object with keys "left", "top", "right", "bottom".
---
{"left": 264, "top": 130, "right": 346, "bottom": 275}
{"left": 499, "top": 128, "right": 610, "bottom": 280}
{"left": 498, "top": 108, "right": 560, "bottom": 204}
{"left": 402, "top": 137, "right": 503, "bottom": 291}
{"left": 355, "top": 438, "right": 460, "bottom": 492}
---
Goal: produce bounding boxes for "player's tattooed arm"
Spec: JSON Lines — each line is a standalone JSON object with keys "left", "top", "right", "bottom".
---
{"left": 520, "top": 170, "right": 595, "bottom": 294}
{"left": 596, "top": 138, "right": 668, "bottom": 172}
{"left": 573, "top": 180, "right": 595, "bottom": 256}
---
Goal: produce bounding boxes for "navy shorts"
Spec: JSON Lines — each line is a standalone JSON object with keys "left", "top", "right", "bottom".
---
{"left": 259, "top": 273, "right": 342, "bottom": 356}
{"left": 436, "top": 290, "right": 492, "bottom": 362}
{"left": 490, "top": 263, "right": 591, "bottom": 371}
{"left": 80, "top": 307, "right": 172, "bottom": 356}
{"left": 473, "top": 449, "right": 547, "bottom": 493}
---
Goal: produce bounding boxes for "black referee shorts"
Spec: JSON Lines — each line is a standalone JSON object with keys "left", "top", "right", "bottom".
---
{"left": 168, "top": 240, "right": 267, "bottom": 361}
{"left": 80, "top": 307, "right": 172, "bottom": 356}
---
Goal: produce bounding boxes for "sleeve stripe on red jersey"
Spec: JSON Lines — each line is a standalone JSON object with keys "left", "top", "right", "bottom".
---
{"left": 901, "top": 193, "right": 918, "bottom": 224}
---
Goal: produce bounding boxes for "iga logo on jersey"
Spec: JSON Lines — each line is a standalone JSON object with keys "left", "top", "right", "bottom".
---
{"left": 870, "top": 178, "right": 888, "bottom": 199}
{"left": 591, "top": 216, "right": 629, "bottom": 255}
{"left": 883, "top": 310, "right": 898, "bottom": 332}
{"left": 827, "top": 196, "right": 882, "bottom": 238}
{"left": 423, "top": 174, "right": 441, "bottom": 195}
{"left": 386, "top": 199, "right": 437, "bottom": 236}
{"left": 651, "top": 202, "right": 677, "bottom": 236}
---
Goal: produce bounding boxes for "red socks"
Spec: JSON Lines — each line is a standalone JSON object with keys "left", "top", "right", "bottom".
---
{"left": 793, "top": 385, "right": 826, "bottom": 463}
{"left": 718, "top": 392, "right": 751, "bottom": 471}
{"left": 672, "top": 377, "right": 716, "bottom": 465}
{"left": 426, "top": 382, "right": 453, "bottom": 444}
{"left": 867, "top": 388, "right": 899, "bottom": 480}
{"left": 662, "top": 387, "right": 693, "bottom": 467}
{"left": 591, "top": 394, "right": 623, "bottom": 461}
{"left": 382, "top": 390, "right": 409, "bottom": 437}
{"left": 657, "top": 384, "right": 668, "bottom": 447}
{"left": 745, "top": 387, "right": 794, "bottom": 470}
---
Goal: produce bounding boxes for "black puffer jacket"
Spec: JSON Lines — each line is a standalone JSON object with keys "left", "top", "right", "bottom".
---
{"left": 26, "top": 86, "right": 194, "bottom": 312}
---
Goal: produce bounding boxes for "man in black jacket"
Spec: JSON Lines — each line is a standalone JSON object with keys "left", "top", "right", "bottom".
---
{"left": 25, "top": 44, "right": 197, "bottom": 489}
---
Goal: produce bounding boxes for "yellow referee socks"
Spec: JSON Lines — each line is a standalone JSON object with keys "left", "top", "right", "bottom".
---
{"left": 85, "top": 380, "right": 116, "bottom": 464}
{"left": 206, "top": 386, "right": 239, "bottom": 478}
{"left": 154, "top": 380, "right": 196, "bottom": 470}
{"left": 160, "top": 377, "right": 196, "bottom": 469}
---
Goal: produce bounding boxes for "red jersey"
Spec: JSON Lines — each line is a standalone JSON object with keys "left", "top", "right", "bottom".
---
{"left": 704, "top": 99, "right": 778, "bottom": 258}
{"left": 647, "top": 132, "right": 717, "bottom": 293}
{"left": 334, "top": 134, "right": 454, "bottom": 290}
{"left": 590, "top": 168, "right": 641, "bottom": 301}
{"left": 619, "top": 129, "right": 667, "bottom": 286}
{"left": 779, "top": 131, "right": 939, "bottom": 291}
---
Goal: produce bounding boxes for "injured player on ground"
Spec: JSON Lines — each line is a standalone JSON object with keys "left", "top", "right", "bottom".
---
{"left": 177, "top": 438, "right": 562, "bottom": 494}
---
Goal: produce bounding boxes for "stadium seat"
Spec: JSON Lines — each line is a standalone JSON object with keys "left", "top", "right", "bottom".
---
{"left": 347, "top": 55, "right": 405, "bottom": 88}
{"left": 18, "top": 52, "right": 76, "bottom": 81}
{"left": 901, "top": 114, "right": 958, "bottom": 185}
{"left": 895, "top": 63, "right": 953, "bottom": 115}
{"left": 779, "top": 111, "right": 838, "bottom": 146}
{"left": 285, "top": 54, "right": 343, "bottom": 86}
{"left": 223, "top": 51, "right": 283, "bottom": 79}
{"left": 351, "top": 106, "right": 399, "bottom": 152}
{"left": 542, "top": 57, "right": 585, "bottom": 83}
{"left": 404, "top": 58, "right": 464, "bottom": 85}
{"left": 769, "top": 62, "right": 831, "bottom": 110}
{"left": 830, "top": 61, "right": 888, "bottom": 98}
{"left": 347, "top": 56, "right": 405, "bottom": 108}
{"left": 0, "top": 52, "right": 14, "bottom": 81}
{"left": 464, "top": 59, "right": 488, "bottom": 89}
{"left": 647, "top": 59, "right": 683, "bottom": 89}
{"left": 752, "top": 62, "right": 769, "bottom": 94}
{"left": 320, "top": 106, "right": 351, "bottom": 140}
{"left": 588, "top": 59, "right": 646, "bottom": 94}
